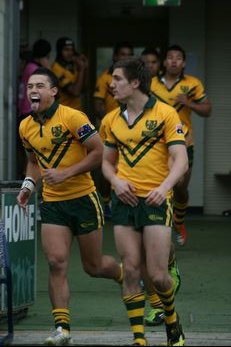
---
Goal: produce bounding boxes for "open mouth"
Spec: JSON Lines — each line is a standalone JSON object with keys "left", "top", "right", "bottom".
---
{"left": 30, "top": 96, "right": 40, "bottom": 112}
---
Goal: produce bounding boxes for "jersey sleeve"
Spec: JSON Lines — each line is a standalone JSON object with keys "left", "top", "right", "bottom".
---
{"left": 191, "top": 77, "right": 207, "bottom": 102}
{"left": 65, "top": 110, "right": 97, "bottom": 144}
{"left": 19, "top": 119, "right": 33, "bottom": 152}
{"left": 52, "top": 62, "right": 77, "bottom": 89}
{"left": 99, "top": 114, "right": 117, "bottom": 148}
{"left": 163, "top": 106, "right": 186, "bottom": 146}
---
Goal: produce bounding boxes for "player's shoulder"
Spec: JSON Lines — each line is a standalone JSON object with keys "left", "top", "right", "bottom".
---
{"left": 155, "top": 99, "right": 178, "bottom": 116}
{"left": 59, "top": 104, "right": 88, "bottom": 120}
{"left": 102, "top": 106, "right": 120, "bottom": 123}
{"left": 183, "top": 74, "right": 203, "bottom": 84}
{"left": 97, "top": 68, "right": 112, "bottom": 80}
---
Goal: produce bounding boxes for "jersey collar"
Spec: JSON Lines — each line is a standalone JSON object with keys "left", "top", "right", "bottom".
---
{"left": 32, "top": 100, "right": 59, "bottom": 123}
{"left": 120, "top": 94, "right": 157, "bottom": 114}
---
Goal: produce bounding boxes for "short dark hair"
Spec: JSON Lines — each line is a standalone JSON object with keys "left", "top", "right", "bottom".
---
{"left": 56, "top": 36, "right": 75, "bottom": 60}
{"left": 32, "top": 39, "right": 51, "bottom": 59}
{"left": 30, "top": 67, "right": 59, "bottom": 99}
{"left": 165, "top": 44, "right": 186, "bottom": 60}
{"left": 113, "top": 41, "right": 134, "bottom": 56}
{"left": 113, "top": 57, "right": 151, "bottom": 95}
{"left": 141, "top": 47, "right": 160, "bottom": 61}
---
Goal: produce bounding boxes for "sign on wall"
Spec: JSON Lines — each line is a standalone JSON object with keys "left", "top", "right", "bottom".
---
{"left": 1, "top": 190, "right": 37, "bottom": 312}
{"left": 143, "top": 0, "right": 181, "bottom": 6}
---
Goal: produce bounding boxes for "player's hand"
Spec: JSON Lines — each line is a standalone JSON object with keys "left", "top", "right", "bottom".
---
{"left": 43, "top": 168, "right": 67, "bottom": 185}
{"left": 16, "top": 188, "right": 31, "bottom": 211}
{"left": 172, "top": 93, "right": 190, "bottom": 107}
{"left": 145, "top": 187, "right": 167, "bottom": 207}
{"left": 112, "top": 177, "right": 138, "bottom": 207}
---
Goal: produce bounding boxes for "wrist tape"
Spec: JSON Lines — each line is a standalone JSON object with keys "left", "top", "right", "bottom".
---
{"left": 21, "top": 177, "right": 36, "bottom": 192}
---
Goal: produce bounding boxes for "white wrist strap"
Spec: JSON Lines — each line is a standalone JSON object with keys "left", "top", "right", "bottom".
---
{"left": 21, "top": 177, "right": 36, "bottom": 192}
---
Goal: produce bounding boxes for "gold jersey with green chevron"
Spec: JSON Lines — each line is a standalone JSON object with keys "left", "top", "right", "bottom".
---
{"left": 100, "top": 96, "right": 185, "bottom": 198}
{"left": 51, "top": 61, "right": 82, "bottom": 110}
{"left": 94, "top": 68, "right": 119, "bottom": 113}
{"left": 151, "top": 74, "right": 207, "bottom": 140}
{"left": 19, "top": 102, "right": 97, "bottom": 202}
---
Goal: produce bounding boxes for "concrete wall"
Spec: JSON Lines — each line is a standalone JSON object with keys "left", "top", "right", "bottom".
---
{"left": 169, "top": 0, "right": 206, "bottom": 208}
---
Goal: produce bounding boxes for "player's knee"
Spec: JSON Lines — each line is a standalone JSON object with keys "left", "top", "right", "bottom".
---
{"left": 150, "top": 272, "right": 171, "bottom": 292}
{"left": 48, "top": 256, "right": 68, "bottom": 274}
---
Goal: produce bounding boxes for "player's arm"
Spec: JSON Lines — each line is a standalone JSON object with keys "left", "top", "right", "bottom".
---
{"left": 17, "top": 152, "right": 41, "bottom": 210}
{"left": 174, "top": 94, "right": 212, "bottom": 118}
{"left": 102, "top": 146, "right": 138, "bottom": 207}
{"left": 101, "top": 145, "right": 118, "bottom": 183}
{"left": 65, "top": 55, "right": 88, "bottom": 97}
{"left": 146, "top": 144, "right": 188, "bottom": 206}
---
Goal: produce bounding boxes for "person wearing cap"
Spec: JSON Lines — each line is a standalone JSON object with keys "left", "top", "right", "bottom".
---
{"left": 18, "top": 38, "right": 51, "bottom": 117}
{"left": 51, "top": 37, "right": 88, "bottom": 111}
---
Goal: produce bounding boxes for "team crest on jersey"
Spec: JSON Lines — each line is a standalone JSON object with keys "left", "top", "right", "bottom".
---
{"left": 146, "top": 120, "right": 157, "bottom": 130}
{"left": 51, "top": 125, "right": 63, "bottom": 137}
{"left": 176, "top": 123, "right": 183, "bottom": 134}
{"left": 180, "top": 85, "right": 189, "bottom": 94}
{"left": 51, "top": 125, "right": 65, "bottom": 144}
{"left": 142, "top": 120, "right": 158, "bottom": 137}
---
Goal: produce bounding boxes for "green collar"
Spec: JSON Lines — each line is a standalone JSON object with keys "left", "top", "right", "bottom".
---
{"left": 32, "top": 100, "right": 59, "bottom": 123}
{"left": 120, "top": 94, "right": 156, "bottom": 113}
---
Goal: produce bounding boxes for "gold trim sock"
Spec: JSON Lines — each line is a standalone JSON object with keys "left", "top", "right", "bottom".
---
{"left": 52, "top": 308, "right": 70, "bottom": 332}
{"left": 123, "top": 292, "right": 146, "bottom": 344}
{"left": 147, "top": 292, "right": 163, "bottom": 310}
{"left": 174, "top": 200, "right": 188, "bottom": 227}
{"left": 155, "top": 287, "right": 177, "bottom": 325}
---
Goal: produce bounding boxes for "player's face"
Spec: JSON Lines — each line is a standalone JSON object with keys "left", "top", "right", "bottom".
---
{"left": 27, "top": 74, "right": 57, "bottom": 114}
{"left": 114, "top": 47, "right": 133, "bottom": 62}
{"left": 61, "top": 46, "right": 75, "bottom": 62}
{"left": 110, "top": 68, "right": 135, "bottom": 102}
{"left": 164, "top": 50, "right": 185, "bottom": 76}
{"left": 142, "top": 54, "right": 160, "bottom": 77}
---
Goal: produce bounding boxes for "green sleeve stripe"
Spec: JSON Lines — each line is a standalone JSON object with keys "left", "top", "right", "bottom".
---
{"left": 167, "top": 140, "right": 185, "bottom": 147}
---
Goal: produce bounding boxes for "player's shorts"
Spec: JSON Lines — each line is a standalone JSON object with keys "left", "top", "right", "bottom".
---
{"left": 40, "top": 191, "right": 104, "bottom": 235}
{"left": 187, "top": 145, "right": 194, "bottom": 168}
{"left": 111, "top": 192, "right": 173, "bottom": 231}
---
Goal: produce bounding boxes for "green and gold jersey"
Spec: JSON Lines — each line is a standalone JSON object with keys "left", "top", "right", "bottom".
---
{"left": 151, "top": 74, "right": 207, "bottom": 142}
{"left": 51, "top": 61, "right": 82, "bottom": 110}
{"left": 93, "top": 68, "right": 119, "bottom": 114}
{"left": 19, "top": 102, "right": 97, "bottom": 202}
{"left": 100, "top": 96, "right": 185, "bottom": 198}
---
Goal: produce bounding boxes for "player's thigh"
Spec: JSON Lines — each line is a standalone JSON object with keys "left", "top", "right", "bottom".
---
{"left": 41, "top": 223, "right": 73, "bottom": 262}
{"left": 143, "top": 224, "right": 172, "bottom": 276}
{"left": 77, "top": 228, "right": 104, "bottom": 268}
{"left": 114, "top": 225, "right": 142, "bottom": 268}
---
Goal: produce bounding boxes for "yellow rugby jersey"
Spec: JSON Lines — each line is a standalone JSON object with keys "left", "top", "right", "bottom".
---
{"left": 151, "top": 74, "right": 207, "bottom": 142}
{"left": 94, "top": 68, "right": 119, "bottom": 113}
{"left": 51, "top": 61, "right": 82, "bottom": 110}
{"left": 19, "top": 101, "right": 97, "bottom": 201}
{"left": 100, "top": 96, "right": 186, "bottom": 197}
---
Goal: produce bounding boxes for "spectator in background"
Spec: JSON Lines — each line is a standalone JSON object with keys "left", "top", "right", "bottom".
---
{"left": 51, "top": 37, "right": 88, "bottom": 112}
{"left": 18, "top": 38, "right": 51, "bottom": 117}
{"left": 141, "top": 47, "right": 161, "bottom": 78}
{"left": 93, "top": 41, "right": 134, "bottom": 129}
{"left": 151, "top": 44, "right": 212, "bottom": 245}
